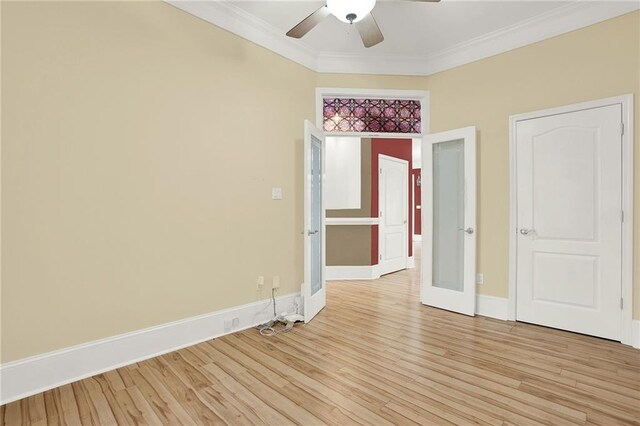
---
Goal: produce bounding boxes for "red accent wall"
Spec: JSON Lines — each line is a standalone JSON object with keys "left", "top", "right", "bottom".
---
{"left": 371, "top": 138, "right": 413, "bottom": 265}
{"left": 412, "top": 169, "right": 422, "bottom": 235}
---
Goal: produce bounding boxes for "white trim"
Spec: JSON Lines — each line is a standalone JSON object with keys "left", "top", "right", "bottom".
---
{"left": 0, "top": 293, "right": 300, "bottom": 405}
{"left": 326, "top": 264, "right": 381, "bottom": 281}
{"left": 632, "top": 320, "right": 640, "bottom": 350}
{"left": 508, "top": 94, "right": 634, "bottom": 347}
{"left": 326, "top": 217, "right": 380, "bottom": 226}
{"left": 476, "top": 295, "right": 509, "bottom": 321}
{"left": 315, "top": 88, "right": 430, "bottom": 138}
{"left": 407, "top": 256, "right": 415, "bottom": 269}
{"left": 166, "top": 1, "right": 639, "bottom": 77}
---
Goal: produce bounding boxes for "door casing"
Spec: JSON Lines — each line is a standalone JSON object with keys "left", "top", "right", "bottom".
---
{"left": 508, "top": 94, "right": 635, "bottom": 347}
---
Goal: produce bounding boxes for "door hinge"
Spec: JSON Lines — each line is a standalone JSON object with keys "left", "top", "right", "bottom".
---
{"left": 379, "top": 254, "right": 382, "bottom": 261}
{"left": 621, "top": 122, "right": 625, "bottom": 136}
{"left": 380, "top": 211, "right": 383, "bottom": 217}
{"left": 380, "top": 168, "right": 383, "bottom": 174}
{"left": 620, "top": 298, "right": 624, "bottom": 309}
{"left": 621, "top": 211, "right": 625, "bottom": 222}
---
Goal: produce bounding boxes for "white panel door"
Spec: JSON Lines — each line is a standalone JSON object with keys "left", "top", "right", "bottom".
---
{"left": 422, "top": 127, "right": 476, "bottom": 316}
{"left": 378, "top": 155, "right": 408, "bottom": 275}
{"left": 303, "top": 120, "right": 326, "bottom": 323}
{"left": 516, "top": 105, "right": 622, "bottom": 339}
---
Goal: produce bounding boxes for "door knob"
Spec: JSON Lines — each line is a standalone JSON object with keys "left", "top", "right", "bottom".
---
{"left": 519, "top": 228, "right": 534, "bottom": 235}
{"left": 458, "top": 227, "right": 474, "bottom": 234}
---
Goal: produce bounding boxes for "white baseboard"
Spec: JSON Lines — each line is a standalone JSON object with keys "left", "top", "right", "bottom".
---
{"left": 0, "top": 292, "right": 300, "bottom": 405}
{"left": 474, "top": 297, "right": 639, "bottom": 350}
{"left": 632, "top": 320, "right": 640, "bottom": 349}
{"left": 407, "top": 256, "right": 415, "bottom": 269}
{"left": 327, "top": 258, "right": 416, "bottom": 280}
{"left": 326, "top": 264, "right": 381, "bottom": 280}
{"left": 476, "top": 294, "right": 509, "bottom": 320}
{"left": 413, "top": 234, "right": 422, "bottom": 242}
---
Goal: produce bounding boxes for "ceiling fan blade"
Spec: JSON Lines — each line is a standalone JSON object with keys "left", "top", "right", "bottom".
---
{"left": 286, "top": 6, "right": 331, "bottom": 38}
{"left": 356, "top": 13, "right": 384, "bottom": 48}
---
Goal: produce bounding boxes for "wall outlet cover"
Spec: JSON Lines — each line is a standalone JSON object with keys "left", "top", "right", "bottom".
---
{"left": 271, "top": 187, "right": 283, "bottom": 200}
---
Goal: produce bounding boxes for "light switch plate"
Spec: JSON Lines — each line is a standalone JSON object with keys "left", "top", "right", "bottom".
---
{"left": 272, "top": 187, "right": 282, "bottom": 200}
{"left": 476, "top": 273, "right": 484, "bottom": 285}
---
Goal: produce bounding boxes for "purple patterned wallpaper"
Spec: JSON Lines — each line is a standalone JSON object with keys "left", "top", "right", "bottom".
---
{"left": 322, "top": 98, "right": 421, "bottom": 134}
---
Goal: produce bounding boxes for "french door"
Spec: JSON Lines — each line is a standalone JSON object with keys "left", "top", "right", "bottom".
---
{"left": 422, "top": 126, "right": 477, "bottom": 316}
{"left": 303, "top": 121, "right": 326, "bottom": 322}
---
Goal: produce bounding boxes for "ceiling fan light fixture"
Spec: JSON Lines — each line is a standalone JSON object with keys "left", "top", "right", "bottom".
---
{"left": 327, "top": 0, "right": 376, "bottom": 24}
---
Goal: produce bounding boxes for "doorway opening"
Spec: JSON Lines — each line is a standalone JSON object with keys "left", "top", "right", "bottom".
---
{"left": 303, "top": 88, "right": 433, "bottom": 323}
{"left": 324, "top": 137, "right": 415, "bottom": 280}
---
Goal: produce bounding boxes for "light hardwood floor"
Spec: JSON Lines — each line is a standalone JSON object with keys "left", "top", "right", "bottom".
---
{"left": 2, "top": 250, "right": 639, "bottom": 425}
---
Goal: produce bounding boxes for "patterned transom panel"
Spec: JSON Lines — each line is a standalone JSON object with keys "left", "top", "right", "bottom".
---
{"left": 323, "top": 98, "right": 421, "bottom": 134}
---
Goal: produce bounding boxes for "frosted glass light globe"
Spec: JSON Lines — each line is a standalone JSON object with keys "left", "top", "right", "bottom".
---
{"left": 326, "top": 0, "right": 377, "bottom": 23}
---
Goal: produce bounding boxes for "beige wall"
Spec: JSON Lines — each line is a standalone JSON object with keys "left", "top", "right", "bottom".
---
{"left": 2, "top": 2, "right": 638, "bottom": 362}
{"left": 1, "top": 1, "right": 315, "bottom": 362}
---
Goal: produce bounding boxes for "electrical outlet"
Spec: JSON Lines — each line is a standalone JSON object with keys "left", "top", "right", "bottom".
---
{"left": 476, "top": 273, "right": 484, "bottom": 285}
{"left": 257, "top": 276, "right": 264, "bottom": 290}
{"left": 271, "top": 187, "right": 283, "bottom": 200}
{"left": 223, "top": 319, "right": 232, "bottom": 332}
{"left": 272, "top": 275, "right": 280, "bottom": 289}
{"left": 232, "top": 317, "right": 240, "bottom": 328}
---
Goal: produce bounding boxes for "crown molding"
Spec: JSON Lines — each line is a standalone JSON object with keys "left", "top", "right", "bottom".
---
{"left": 166, "top": 0, "right": 318, "bottom": 71}
{"left": 167, "top": 0, "right": 639, "bottom": 77}
{"left": 416, "top": 0, "right": 640, "bottom": 76}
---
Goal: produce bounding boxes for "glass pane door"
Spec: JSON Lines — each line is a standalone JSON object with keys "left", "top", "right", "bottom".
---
{"left": 303, "top": 120, "right": 326, "bottom": 323}
{"left": 311, "top": 137, "right": 322, "bottom": 296}
{"left": 421, "top": 127, "right": 476, "bottom": 316}
{"left": 433, "top": 139, "right": 465, "bottom": 291}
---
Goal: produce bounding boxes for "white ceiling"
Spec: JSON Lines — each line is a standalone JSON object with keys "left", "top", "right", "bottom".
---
{"left": 231, "top": 1, "right": 570, "bottom": 56}
{"left": 168, "top": 0, "right": 640, "bottom": 75}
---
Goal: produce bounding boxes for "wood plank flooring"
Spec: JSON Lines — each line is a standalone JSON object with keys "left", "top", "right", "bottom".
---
{"left": 2, "top": 251, "right": 639, "bottom": 425}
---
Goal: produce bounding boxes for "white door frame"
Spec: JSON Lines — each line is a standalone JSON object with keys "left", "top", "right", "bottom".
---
{"left": 378, "top": 154, "right": 409, "bottom": 274}
{"left": 508, "top": 94, "right": 635, "bottom": 347}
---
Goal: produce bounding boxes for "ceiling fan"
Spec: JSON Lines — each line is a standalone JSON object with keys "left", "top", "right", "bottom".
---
{"left": 286, "top": 0, "right": 440, "bottom": 48}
